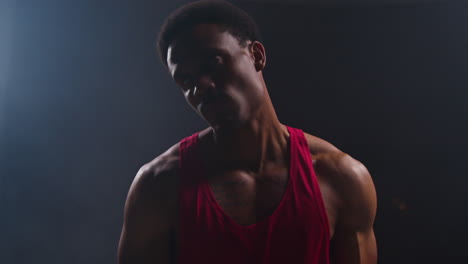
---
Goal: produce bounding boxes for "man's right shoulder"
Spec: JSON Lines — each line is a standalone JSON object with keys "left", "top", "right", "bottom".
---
{"left": 129, "top": 143, "right": 181, "bottom": 204}
{"left": 140, "top": 143, "right": 180, "bottom": 181}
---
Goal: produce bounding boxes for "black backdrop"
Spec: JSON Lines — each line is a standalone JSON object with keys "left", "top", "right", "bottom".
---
{"left": 1, "top": 0, "right": 467, "bottom": 263}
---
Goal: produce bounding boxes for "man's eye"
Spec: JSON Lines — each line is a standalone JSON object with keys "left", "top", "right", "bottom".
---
{"left": 209, "top": 55, "right": 222, "bottom": 66}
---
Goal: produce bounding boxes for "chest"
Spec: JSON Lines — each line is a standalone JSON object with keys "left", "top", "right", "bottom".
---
{"left": 170, "top": 150, "right": 339, "bottom": 240}
{"left": 207, "top": 167, "right": 289, "bottom": 226}
{"left": 206, "top": 165, "right": 338, "bottom": 238}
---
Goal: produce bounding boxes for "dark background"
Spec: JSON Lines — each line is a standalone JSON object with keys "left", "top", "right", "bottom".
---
{"left": 1, "top": 0, "right": 467, "bottom": 263}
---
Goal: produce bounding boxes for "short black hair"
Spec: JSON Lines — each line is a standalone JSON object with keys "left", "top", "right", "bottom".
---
{"left": 157, "top": 0, "right": 262, "bottom": 68}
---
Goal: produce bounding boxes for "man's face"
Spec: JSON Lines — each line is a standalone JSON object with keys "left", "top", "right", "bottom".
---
{"left": 166, "top": 23, "right": 265, "bottom": 129}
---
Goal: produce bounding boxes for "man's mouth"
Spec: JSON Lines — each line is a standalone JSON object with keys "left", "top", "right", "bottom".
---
{"left": 198, "top": 94, "right": 226, "bottom": 113}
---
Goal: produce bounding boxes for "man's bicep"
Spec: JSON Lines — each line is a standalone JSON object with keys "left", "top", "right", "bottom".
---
{"left": 331, "top": 155, "right": 378, "bottom": 264}
{"left": 331, "top": 227, "right": 377, "bottom": 264}
{"left": 118, "top": 224, "right": 172, "bottom": 264}
{"left": 117, "top": 168, "right": 174, "bottom": 264}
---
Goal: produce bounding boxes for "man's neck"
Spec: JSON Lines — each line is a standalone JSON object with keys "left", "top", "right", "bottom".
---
{"left": 206, "top": 100, "right": 289, "bottom": 173}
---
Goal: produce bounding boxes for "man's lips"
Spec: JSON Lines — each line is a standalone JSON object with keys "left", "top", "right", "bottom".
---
{"left": 198, "top": 95, "right": 226, "bottom": 113}
{"left": 198, "top": 99, "right": 215, "bottom": 113}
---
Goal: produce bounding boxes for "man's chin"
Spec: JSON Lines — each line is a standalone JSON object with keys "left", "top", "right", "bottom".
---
{"left": 205, "top": 115, "right": 247, "bottom": 131}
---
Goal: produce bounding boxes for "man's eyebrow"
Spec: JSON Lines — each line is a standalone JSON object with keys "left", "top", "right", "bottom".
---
{"left": 202, "top": 47, "right": 226, "bottom": 54}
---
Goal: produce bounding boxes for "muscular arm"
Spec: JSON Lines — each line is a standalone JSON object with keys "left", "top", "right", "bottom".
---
{"left": 118, "top": 149, "right": 179, "bottom": 264}
{"left": 330, "top": 154, "right": 377, "bottom": 264}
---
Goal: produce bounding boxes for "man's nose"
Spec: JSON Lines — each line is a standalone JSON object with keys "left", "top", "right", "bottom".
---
{"left": 193, "top": 74, "right": 215, "bottom": 97}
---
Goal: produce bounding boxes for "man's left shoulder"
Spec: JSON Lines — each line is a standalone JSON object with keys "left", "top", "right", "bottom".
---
{"left": 302, "top": 132, "right": 370, "bottom": 183}
{"left": 303, "top": 132, "right": 376, "bottom": 219}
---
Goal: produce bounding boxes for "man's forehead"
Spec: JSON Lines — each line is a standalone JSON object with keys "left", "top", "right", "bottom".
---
{"left": 166, "top": 24, "right": 239, "bottom": 66}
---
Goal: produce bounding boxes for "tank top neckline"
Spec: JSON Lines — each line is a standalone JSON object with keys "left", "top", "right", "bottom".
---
{"left": 192, "top": 126, "right": 298, "bottom": 229}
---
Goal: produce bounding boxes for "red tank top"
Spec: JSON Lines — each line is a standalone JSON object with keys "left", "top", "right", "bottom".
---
{"left": 178, "top": 126, "right": 330, "bottom": 264}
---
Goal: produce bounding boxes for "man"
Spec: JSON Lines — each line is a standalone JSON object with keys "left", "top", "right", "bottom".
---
{"left": 118, "top": 1, "right": 377, "bottom": 263}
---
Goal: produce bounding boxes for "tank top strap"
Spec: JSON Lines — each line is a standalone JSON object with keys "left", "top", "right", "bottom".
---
{"left": 287, "top": 126, "right": 308, "bottom": 151}
{"left": 286, "top": 126, "right": 331, "bottom": 236}
{"left": 179, "top": 132, "right": 202, "bottom": 185}
{"left": 287, "top": 126, "right": 310, "bottom": 178}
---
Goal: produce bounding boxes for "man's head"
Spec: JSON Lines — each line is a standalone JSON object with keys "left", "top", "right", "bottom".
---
{"left": 157, "top": 0, "right": 268, "bottom": 130}
{"left": 157, "top": 0, "right": 262, "bottom": 68}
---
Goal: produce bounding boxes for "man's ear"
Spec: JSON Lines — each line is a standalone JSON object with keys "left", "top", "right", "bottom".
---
{"left": 250, "top": 41, "right": 266, "bottom": 72}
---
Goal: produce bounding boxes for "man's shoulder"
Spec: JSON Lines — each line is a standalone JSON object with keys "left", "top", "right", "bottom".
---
{"left": 302, "top": 132, "right": 340, "bottom": 157}
{"left": 302, "top": 131, "right": 365, "bottom": 176}
{"left": 141, "top": 143, "right": 180, "bottom": 181}
{"left": 302, "top": 132, "right": 348, "bottom": 172}
{"left": 129, "top": 142, "right": 181, "bottom": 206}
{"left": 137, "top": 128, "right": 211, "bottom": 186}
{"left": 302, "top": 131, "right": 375, "bottom": 208}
